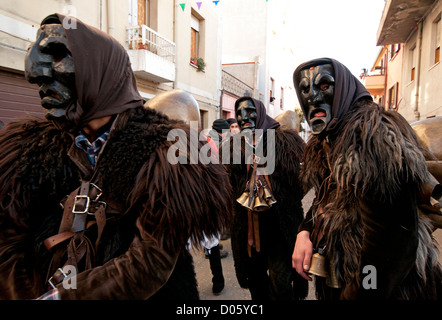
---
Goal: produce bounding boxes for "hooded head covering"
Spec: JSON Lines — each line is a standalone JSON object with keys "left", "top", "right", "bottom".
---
{"left": 293, "top": 57, "right": 372, "bottom": 134}
{"left": 234, "top": 97, "right": 280, "bottom": 131}
{"left": 42, "top": 14, "right": 143, "bottom": 126}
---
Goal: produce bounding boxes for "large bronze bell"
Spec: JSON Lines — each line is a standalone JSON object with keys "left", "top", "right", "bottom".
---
{"left": 236, "top": 191, "right": 251, "bottom": 208}
{"left": 262, "top": 185, "right": 277, "bottom": 206}
{"left": 253, "top": 194, "right": 270, "bottom": 211}
{"left": 307, "top": 253, "right": 329, "bottom": 278}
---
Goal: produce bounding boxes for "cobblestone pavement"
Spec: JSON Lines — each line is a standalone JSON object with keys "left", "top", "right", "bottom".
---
{"left": 192, "top": 190, "right": 442, "bottom": 300}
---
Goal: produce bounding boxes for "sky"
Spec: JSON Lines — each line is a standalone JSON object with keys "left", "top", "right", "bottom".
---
{"left": 285, "top": 0, "right": 387, "bottom": 78}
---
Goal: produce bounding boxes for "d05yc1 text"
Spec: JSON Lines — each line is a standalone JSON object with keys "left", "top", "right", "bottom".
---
{"left": 219, "top": 304, "right": 263, "bottom": 315}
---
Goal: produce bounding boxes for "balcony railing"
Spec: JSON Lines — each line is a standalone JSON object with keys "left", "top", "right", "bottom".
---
{"left": 127, "top": 25, "right": 175, "bottom": 63}
{"left": 126, "top": 25, "right": 176, "bottom": 83}
{"left": 222, "top": 70, "right": 254, "bottom": 98}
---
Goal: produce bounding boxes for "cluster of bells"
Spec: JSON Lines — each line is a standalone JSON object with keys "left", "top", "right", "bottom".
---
{"left": 308, "top": 249, "right": 341, "bottom": 288}
{"left": 236, "top": 173, "right": 341, "bottom": 288}
{"left": 236, "top": 175, "right": 277, "bottom": 212}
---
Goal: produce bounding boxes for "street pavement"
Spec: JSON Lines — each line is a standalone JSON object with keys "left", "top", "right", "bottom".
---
{"left": 192, "top": 189, "right": 442, "bottom": 300}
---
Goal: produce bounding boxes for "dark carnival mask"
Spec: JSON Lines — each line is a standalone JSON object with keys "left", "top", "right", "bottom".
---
{"left": 25, "top": 23, "right": 76, "bottom": 121}
{"left": 295, "top": 63, "right": 334, "bottom": 135}
{"left": 236, "top": 99, "right": 258, "bottom": 132}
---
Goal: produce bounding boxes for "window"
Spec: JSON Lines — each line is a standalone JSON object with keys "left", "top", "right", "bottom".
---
{"left": 190, "top": 15, "right": 200, "bottom": 65}
{"left": 270, "top": 78, "right": 275, "bottom": 104}
{"left": 432, "top": 14, "right": 441, "bottom": 64}
{"left": 388, "top": 83, "right": 398, "bottom": 110}
{"left": 137, "top": 0, "right": 150, "bottom": 26}
{"left": 409, "top": 45, "right": 416, "bottom": 82}
{"left": 280, "top": 87, "right": 284, "bottom": 110}
{"left": 389, "top": 44, "right": 400, "bottom": 60}
{"left": 200, "top": 110, "right": 207, "bottom": 129}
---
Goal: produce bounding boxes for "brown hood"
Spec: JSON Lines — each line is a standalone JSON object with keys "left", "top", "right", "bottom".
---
{"left": 293, "top": 57, "right": 372, "bottom": 134}
{"left": 234, "top": 97, "right": 280, "bottom": 131}
{"left": 44, "top": 14, "right": 143, "bottom": 126}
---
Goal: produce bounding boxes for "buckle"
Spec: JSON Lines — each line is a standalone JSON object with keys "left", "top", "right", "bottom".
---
{"left": 73, "top": 195, "right": 90, "bottom": 214}
{"left": 48, "top": 268, "right": 68, "bottom": 289}
{"left": 89, "top": 183, "right": 103, "bottom": 201}
{"left": 87, "top": 201, "right": 107, "bottom": 215}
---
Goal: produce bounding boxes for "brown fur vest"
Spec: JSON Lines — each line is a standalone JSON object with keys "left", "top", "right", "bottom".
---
{"left": 0, "top": 106, "right": 232, "bottom": 299}
{"left": 302, "top": 101, "right": 442, "bottom": 299}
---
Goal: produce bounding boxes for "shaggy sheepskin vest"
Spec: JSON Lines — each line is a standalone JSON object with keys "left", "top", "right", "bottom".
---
{"left": 0, "top": 106, "right": 232, "bottom": 299}
{"left": 301, "top": 102, "right": 442, "bottom": 300}
{"left": 225, "top": 128, "right": 309, "bottom": 299}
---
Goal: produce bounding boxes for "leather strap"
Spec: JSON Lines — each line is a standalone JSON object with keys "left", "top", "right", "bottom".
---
{"left": 93, "top": 203, "right": 106, "bottom": 251}
{"left": 247, "top": 210, "right": 261, "bottom": 257}
{"left": 252, "top": 212, "right": 260, "bottom": 252}
{"left": 71, "top": 180, "right": 90, "bottom": 233}
{"left": 247, "top": 210, "right": 253, "bottom": 257}
{"left": 44, "top": 231, "right": 75, "bottom": 251}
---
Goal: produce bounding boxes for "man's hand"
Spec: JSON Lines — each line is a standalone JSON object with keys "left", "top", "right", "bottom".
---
{"left": 292, "top": 230, "right": 313, "bottom": 281}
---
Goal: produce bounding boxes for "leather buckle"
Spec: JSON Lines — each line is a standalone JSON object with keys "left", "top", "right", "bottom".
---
{"left": 87, "top": 201, "right": 107, "bottom": 215}
{"left": 48, "top": 268, "right": 68, "bottom": 289}
{"left": 89, "top": 183, "right": 103, "bottom": 201}
{"left": 72, "top": 195, "right": 90, "bottom": 214}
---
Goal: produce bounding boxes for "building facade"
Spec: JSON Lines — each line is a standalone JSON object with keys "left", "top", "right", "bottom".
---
{"left": 376, "top": 0, "right": 442, "bottom": 122}
{"left": 220, "top": 0, "right": 299, "bottom": 119}
{"left": 362, "top": 43, "right": 404, "bottom": 112}
{"left": 0, "top": 0, "right": 223, "bottom": 128}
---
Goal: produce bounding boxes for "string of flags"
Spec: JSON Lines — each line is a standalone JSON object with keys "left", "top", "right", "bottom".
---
{"left": 179, "top": 0, "right": 269, "bottom": 12}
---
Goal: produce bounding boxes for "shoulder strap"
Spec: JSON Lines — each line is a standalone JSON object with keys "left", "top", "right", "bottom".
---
{"left": 44, "top": 179, "right": 110, "bottom": 290}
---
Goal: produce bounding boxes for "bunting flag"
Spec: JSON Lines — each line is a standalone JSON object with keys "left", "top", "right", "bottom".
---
{"left": 178, "top": 0, "right": 270, "bottom": 13}
{"left": 178, "top": 0, "right": 269, "bottom": 13}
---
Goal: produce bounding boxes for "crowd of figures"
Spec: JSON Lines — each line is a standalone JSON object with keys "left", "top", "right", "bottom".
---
{"left": 0, "top": 13, "right": 441, "bottom": 301}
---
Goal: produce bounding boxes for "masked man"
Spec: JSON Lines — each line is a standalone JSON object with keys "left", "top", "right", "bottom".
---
{"left": 0, "top": 14, "right": 232, "bottom": 300}
{"left": 222, "top": 96, "right": 308, "bottom": 300}
{"left": 292, "top": 57, "right": 442, "bottom": 299}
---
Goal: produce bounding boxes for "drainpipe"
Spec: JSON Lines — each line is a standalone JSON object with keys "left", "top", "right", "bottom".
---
{"left": 414, "top": 21, "right": 423, "bottom": 121}
{"left": 173, "top": 0, "right": 178, "bottom": 89}
{"left": 383, "top": 46, "right": 388, "bottom": 109}
{"left": 107, "top": 0, "right": 115, "bottom": 37}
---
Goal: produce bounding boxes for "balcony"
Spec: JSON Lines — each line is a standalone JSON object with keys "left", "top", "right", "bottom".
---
{"left": 126, "top": 25, "right": 176, "bottom": 83}
{"left": 364, "top": 74, "right": 385, "bottom": 96}
{"left": 377, "top": 0, "right": 436, "bottom": 45}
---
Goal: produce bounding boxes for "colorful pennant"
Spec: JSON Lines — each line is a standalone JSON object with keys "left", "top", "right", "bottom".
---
{"left": 179, "top": 0, "right": 268, "bottom": 13}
